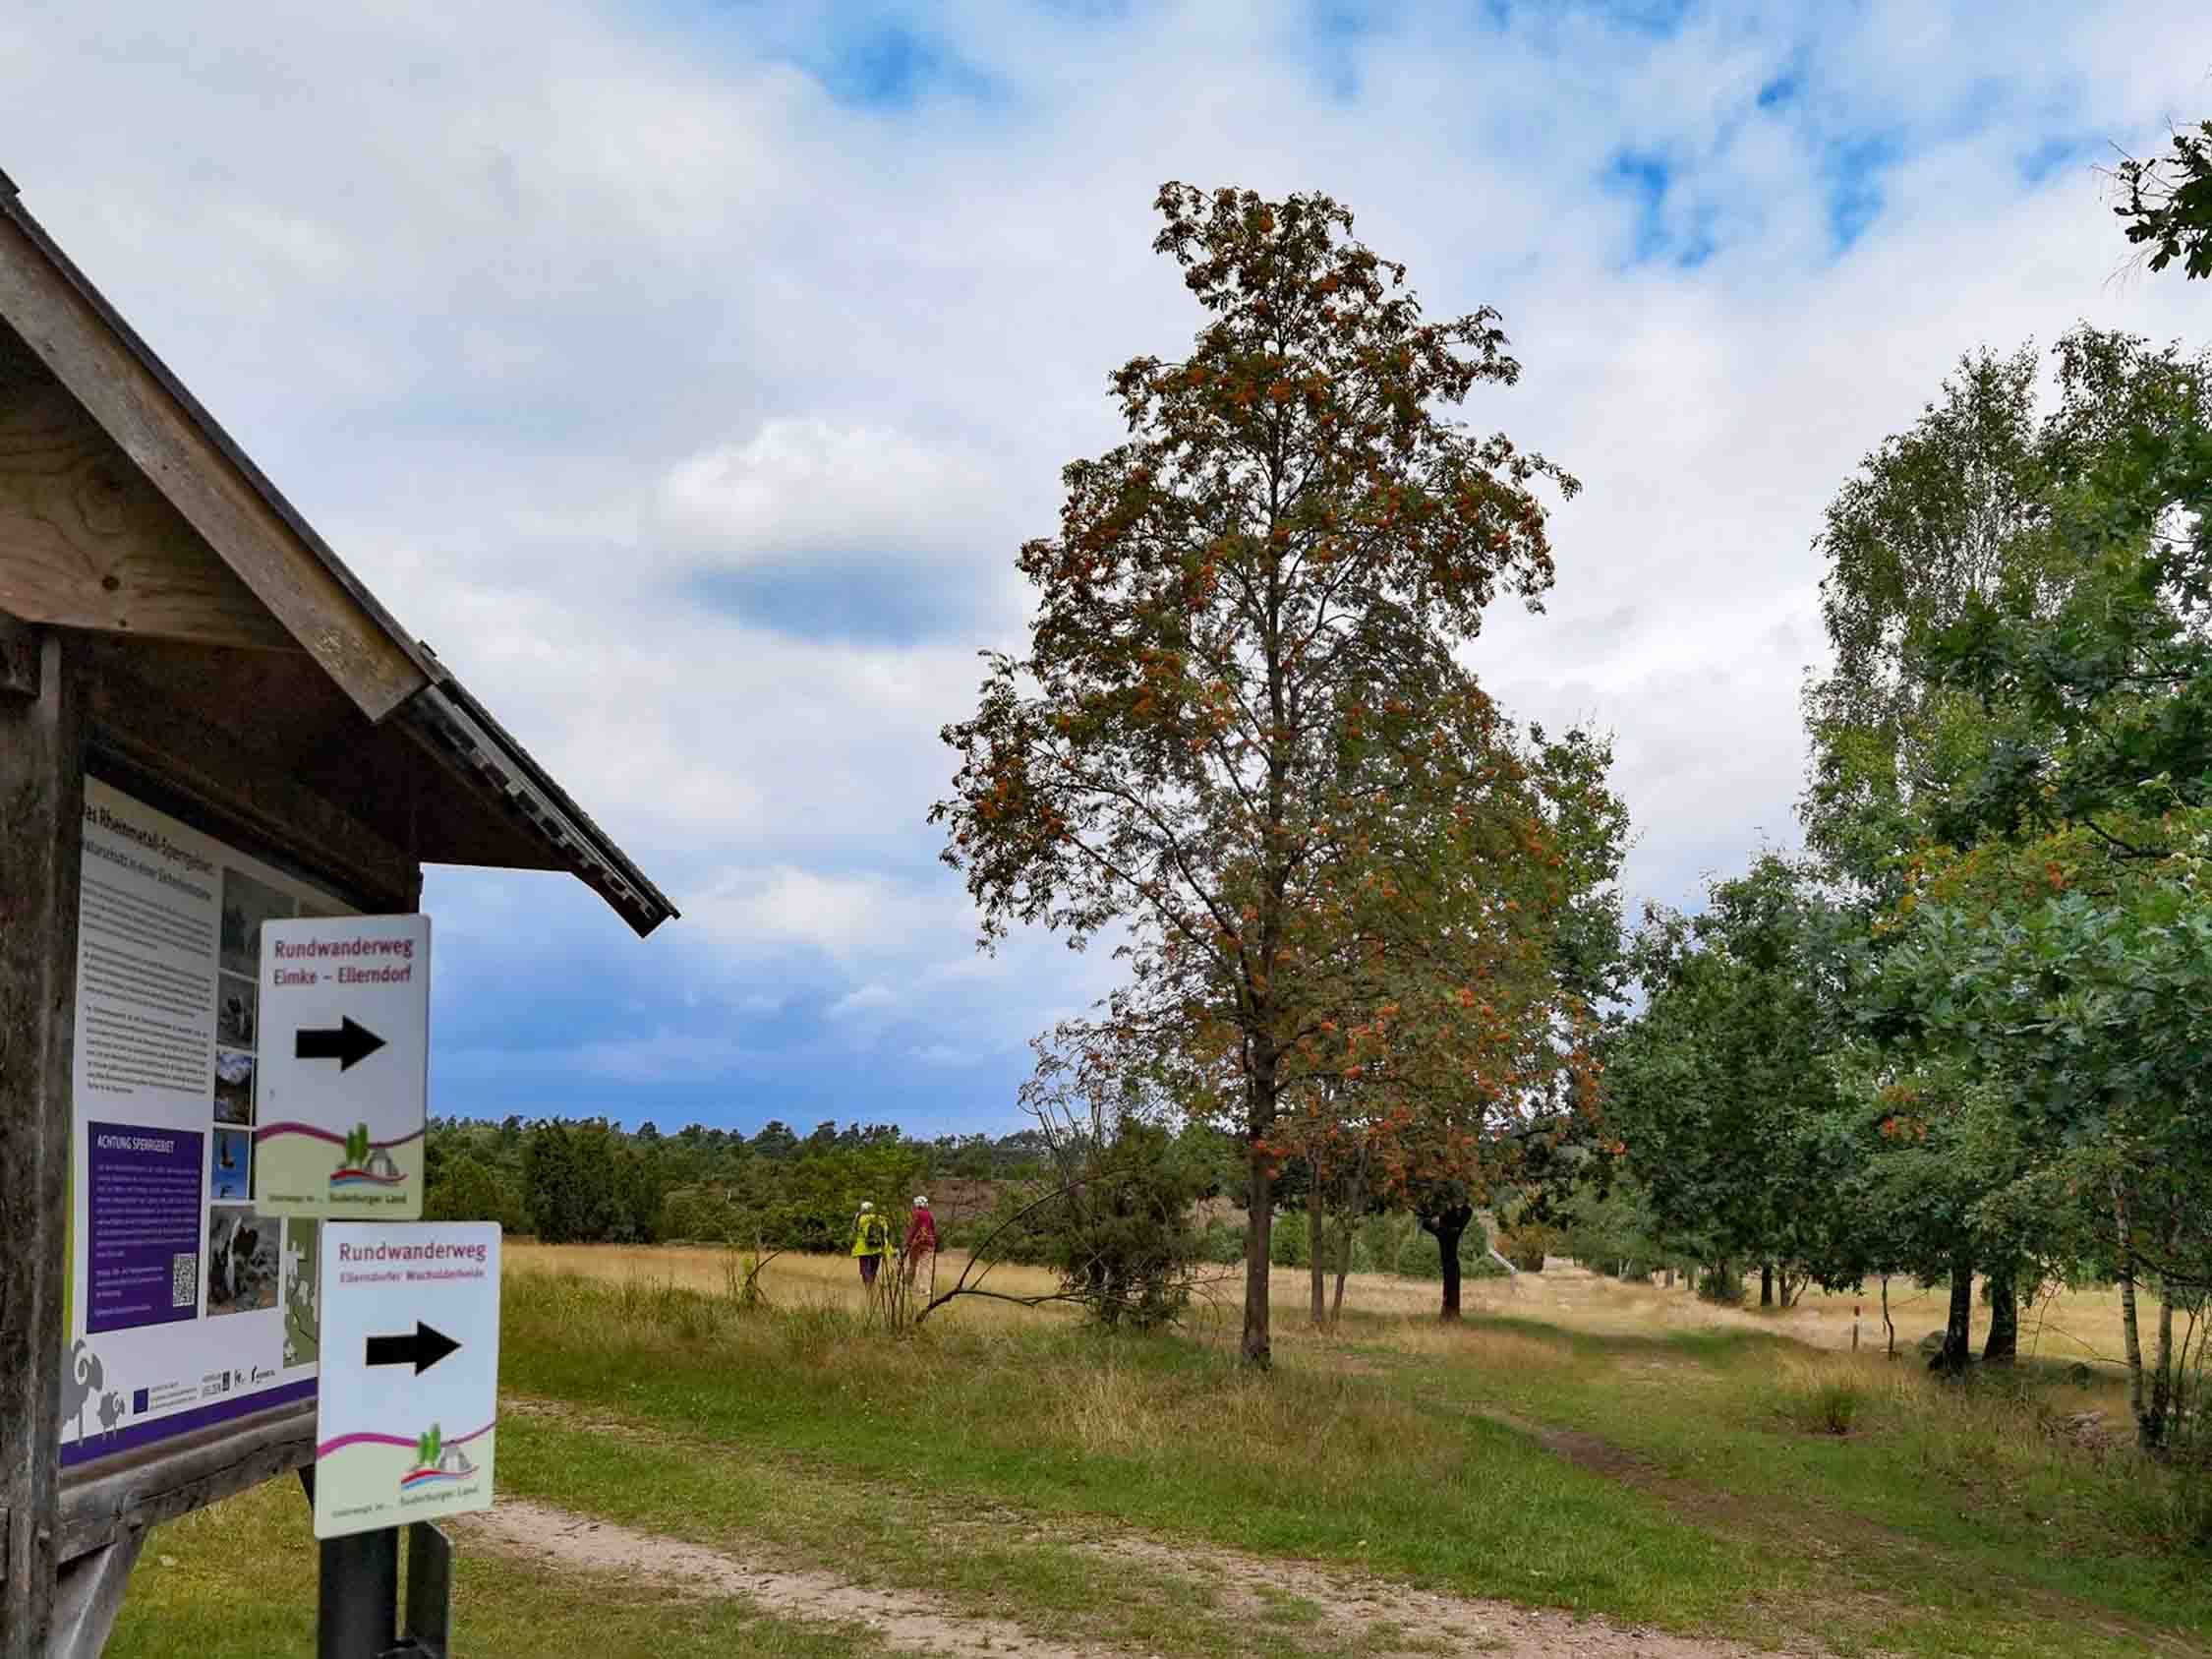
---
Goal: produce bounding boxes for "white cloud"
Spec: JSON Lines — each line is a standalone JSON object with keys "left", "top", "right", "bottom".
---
{"left": 687, "top": 867, "right": 965, "bottom": 967}
{"left": 13, "top": 0, "right": 2212, "bottom": 1125}
{"left": 910, "top": 1042, "right": 977, "bottom": 1067}
{"left": 660, "top": 417, "right": 1006, "bottom": 568}
{"left": 828, "top": 982, "right": 899, "bottom": 1019}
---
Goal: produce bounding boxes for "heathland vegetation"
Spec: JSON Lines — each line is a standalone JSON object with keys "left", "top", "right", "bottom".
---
{"left": 123, "top": 134, "right": 2212, "bottom": 1656}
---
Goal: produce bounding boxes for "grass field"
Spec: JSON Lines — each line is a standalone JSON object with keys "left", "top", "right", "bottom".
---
{"left": 109, "top": 1248, "right": 2203, "bottom": 1659}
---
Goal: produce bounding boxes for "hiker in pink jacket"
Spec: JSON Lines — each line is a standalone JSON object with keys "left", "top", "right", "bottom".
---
{"left": 902, "top": 1196, "right": 937, "bottom": 1286}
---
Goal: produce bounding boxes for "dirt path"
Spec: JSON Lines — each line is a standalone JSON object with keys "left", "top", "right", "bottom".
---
{"left": 459, "top": 1499, "right": 1096, "bottom": 1659}
{"left": 459, "top": 1494, "right": 1819, "bottom": 1658}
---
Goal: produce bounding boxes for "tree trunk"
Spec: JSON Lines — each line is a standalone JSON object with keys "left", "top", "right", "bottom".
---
{"left": 1330, "top": 1158, "right": 1363, "bottom": 1325}
{"left": 1425, "top": 1203, "right": 1473, "bottom": 1321}
{"left": 2139, "top": 1189, "right": 2182, "bottom": 1454}
{"left": 1882, "top": 1274, "right": 1894, "bottom": 1358}
{"left": 1663, "top": 1267, "right": 1675, "bottom": 1289}
{"left": 1242, "top": 1128, "right": 1274, "bottom": 1368}
{"left": 1309, "top": 1178, "right": 1326, "bottom": 1328}
{"left": 1983, "top": 1259, "right": 2018, "bottom": 1365}
{"left": 1930, "top": 1255, "right": 1974, "bottom": 1375}
{"left": 1760, "top": 1262, "right": 1774, "bottom": 1308}
{"left": 2146, "top": 1287, "right": 2176, "bottom": 1453}
{"left": 2113, "top": 1171, "right": 2148, "bottom": 1441}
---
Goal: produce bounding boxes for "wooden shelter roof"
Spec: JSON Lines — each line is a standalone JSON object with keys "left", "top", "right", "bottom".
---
{"left": 0, "top": 171, "right": 675, "bottom": 935}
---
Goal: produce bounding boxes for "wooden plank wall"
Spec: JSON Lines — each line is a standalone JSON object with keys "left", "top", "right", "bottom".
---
{"left": 0, "top": 622, "right": 84, "bottom": 1659}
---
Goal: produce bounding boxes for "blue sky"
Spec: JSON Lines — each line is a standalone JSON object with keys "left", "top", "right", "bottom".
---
{"left": 8, "top": 0, "right": 2209, "bottom": 1136}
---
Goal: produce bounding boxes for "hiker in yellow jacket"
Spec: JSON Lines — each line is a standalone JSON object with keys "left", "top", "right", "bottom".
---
{"left": 851, "top": 1202, "right": 893, "bottom": 1289}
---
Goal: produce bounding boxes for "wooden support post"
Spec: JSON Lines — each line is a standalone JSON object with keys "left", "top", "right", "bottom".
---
{"left": 44, "top": 1532, "right": 143, "bottom": 1659}
{"left": 0, "top": 624, "right": 85, "bottom": 1659}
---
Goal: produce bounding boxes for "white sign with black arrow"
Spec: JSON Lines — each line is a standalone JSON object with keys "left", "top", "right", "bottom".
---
{"left": 314, "top": 1220, "right": 500, "bottom": 1539}
{"left": 256, "top": 914, "right": 431, "bottom": 1218}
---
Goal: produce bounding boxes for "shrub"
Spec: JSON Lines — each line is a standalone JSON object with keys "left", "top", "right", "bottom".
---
{"left": 521, "top": 1119, "right": 665, "bottom": 1243}
{"left": 1696, "top": 1261, "right": 1746, "bottom": 1305}
{"left": 423, "top": 1155, "right": 525, "bottom": 1233}
{"left": 1196, "top": 1216, "right": 1246, "bottom": 1265}
{"left": 1269, "top": 1210, "right": 1310, "bottom": 1268}
{"left": 1041, "top": 1120, "right": 1209, "bottom": 1330}
{"left": 1784, "top": 1375, "right": 1866, "bottom": 1436}
{"left": 1495, "top": 1220, "right": 1556, "bottom": 1274}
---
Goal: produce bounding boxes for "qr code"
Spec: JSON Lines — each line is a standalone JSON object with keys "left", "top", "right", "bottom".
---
{"left": 172, "top": 1252, "right": 198, "bottom": 1309}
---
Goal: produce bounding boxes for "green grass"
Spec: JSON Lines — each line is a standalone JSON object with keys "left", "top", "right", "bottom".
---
{"left": 109, "top": 1267, "right": 2212, "bottom": 1659}
{"left": 1386, "top": 1319, "right": 2212, "bottom": 1646}
{"left": 497, "top": 1272, "right": 1777, "bottom": 1635}
{"left": 105, "top": 1475, "right": 888, "bottom": 1659}
{"left": 492, "top": 1268, "right": 2211, "bottom": 1659}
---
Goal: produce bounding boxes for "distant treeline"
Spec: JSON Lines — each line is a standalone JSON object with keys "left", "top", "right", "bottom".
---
{"left": 423, "top": 1112, "right": 1522, "bottom": 1282}
{"left": 425, "top": 1114, "right": 1183, "bottom": 1250}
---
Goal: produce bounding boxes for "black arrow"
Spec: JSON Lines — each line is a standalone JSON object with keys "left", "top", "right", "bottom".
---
{"left": 365, "top": 1321, "right": 461, "bottom": 1376}
{"left": 295, "top": 1016, "right": 385, "bottom": 1071}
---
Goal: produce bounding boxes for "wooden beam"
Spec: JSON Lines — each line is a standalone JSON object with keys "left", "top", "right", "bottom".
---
{"left": 43, "top": 1530, "right": 143, "bottom": 1659}
{"left": 0, "top": 631, "right": 84, "bottom": 1659}
{"left": 0, "top": 611, "right": 34, "bottom": 697}
{"left": 0, "top": 212, "right": 427, "bottom": 720}
{"left": 55, "top": 1403, "right": 314, "bottom": 1565}
{"left": 85, "top": 662, "right": 417, "bottom": 913}
{"left": 0, "top": 382, "right": 298, "bottom": 652}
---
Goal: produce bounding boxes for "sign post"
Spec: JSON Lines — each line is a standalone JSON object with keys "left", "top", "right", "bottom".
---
{"left": 256, "top": 916, "right": 432, "bottom": 1219}
{"left": 314, "top": 1221, "right": 499, "bottom": 1540}
{"left": 311, "top": 1220, "right": 498, "bottom": 1659}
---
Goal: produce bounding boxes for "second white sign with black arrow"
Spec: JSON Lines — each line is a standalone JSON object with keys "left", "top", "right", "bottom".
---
{"left": 256, "top": 914, "right": 430, "bottom": 1218}
{"left": 314, "top": 1220, "right": 500, "bottom": 1538}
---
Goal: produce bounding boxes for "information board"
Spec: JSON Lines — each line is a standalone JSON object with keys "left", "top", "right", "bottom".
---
{"left": 256, "top": 915, "right": 430, "bottom": 1219}
{"left": 61, "top": 779, "right": 349, "bottom": 1469}
{"left": 314, "top": 1222, "right": 499, "bottom": 1539}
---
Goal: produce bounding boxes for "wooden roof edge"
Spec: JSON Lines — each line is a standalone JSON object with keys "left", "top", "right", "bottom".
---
{"left": 0, "top": 176, "right": 438, "bottom": 691}
{"left": 0, "top": 169, "right": 676, "bottom": 938}
{"left": 398, "top": 670, "right": 680, "bottom": 938}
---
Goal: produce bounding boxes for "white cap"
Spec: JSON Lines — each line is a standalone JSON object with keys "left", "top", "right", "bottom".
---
{"left": 859, "top": 1202, "right": 874, "bottom": 1212}
{"left": 913, "top": 1196, "right": 929, "bottom": 1207}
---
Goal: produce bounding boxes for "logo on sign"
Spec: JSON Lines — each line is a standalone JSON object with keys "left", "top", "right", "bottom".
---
{"left": 330, "top": 1123, "right": 406, "bottom": 1191}
{"left": 400, "top": 1422, "right": 477, "bottom": 1493}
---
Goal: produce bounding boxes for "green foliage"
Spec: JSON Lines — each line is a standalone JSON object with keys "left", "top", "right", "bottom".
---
{"left": 520, "top": 1119, "right": 665, "bottom": 1246}
{"left": 422, "top": 1155, "right": 525, "bottom": 1233}
{"left": 1604, "top": 855, "right": 1866, "bottom": 1286}
{"left": 1861, "top": 855, "right": 2212, "bottom": 1306}
{"left": 1917, "top": 348, "right": 2212, "bottom": 846}
{"left": 424, "top": 1115, "right": 1057, "bottom": 1249}
{"left": 1552, "top": 1183, "right": 1662, "bottom": 1277}
{"left": 1695, "top": 1262, "right": 1746, "bottom": 1306}
{"left": 344, "top": 1123, "right": 370, "bottom": 1167}
{"left": 2115, "top": 117, "right": 2212, "bottom": 282}
{"left": 1029, "top": 1117, "right": 1212, "bottom": 1330}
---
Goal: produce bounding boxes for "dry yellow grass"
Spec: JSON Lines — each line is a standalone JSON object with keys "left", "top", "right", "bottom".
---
{"left": 504, "top": 1240, "right": 1072, "bottom": 1324}
{"left": 506, "top": 1242, "right": 2156, "bottom": 1378}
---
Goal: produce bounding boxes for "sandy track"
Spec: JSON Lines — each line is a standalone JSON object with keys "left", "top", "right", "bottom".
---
{"left": 458, "top": 1494, "right": 1822, "bottom": 1658}
{"left": 460, "top": 1498, "right": 1095, "bottom": 1658}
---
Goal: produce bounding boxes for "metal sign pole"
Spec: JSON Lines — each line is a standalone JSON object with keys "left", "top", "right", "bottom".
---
{"left": 316, "top": 1527, "right": 397, "bottom": 1659}
{"left": 403, "top": 1522, "right": 453, "bottom": 1658}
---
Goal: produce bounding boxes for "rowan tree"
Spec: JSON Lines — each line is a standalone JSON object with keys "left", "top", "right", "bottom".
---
{"left": 934, "top": 182, "right": 1582, "bottom": 1365}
